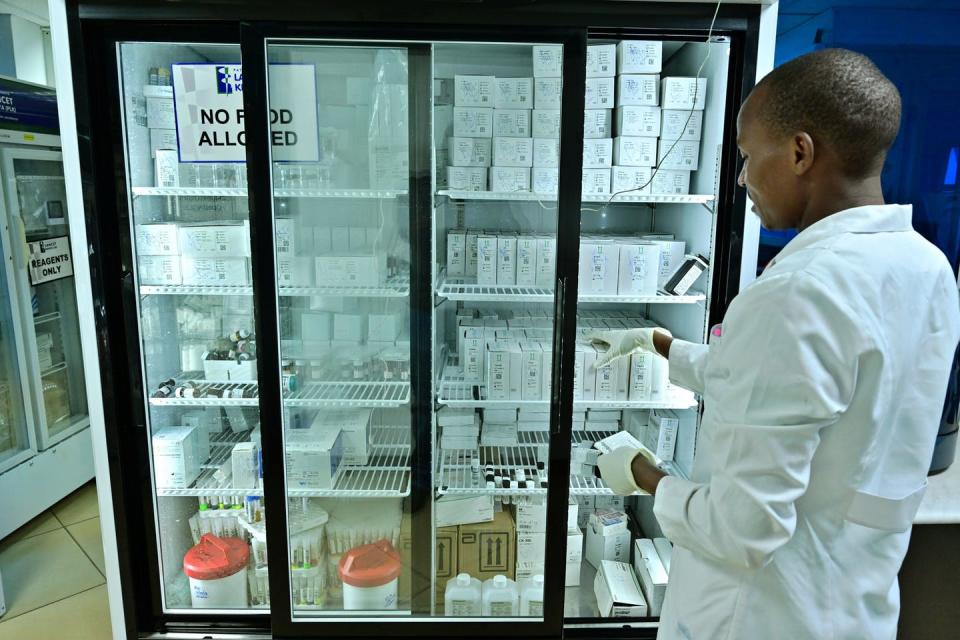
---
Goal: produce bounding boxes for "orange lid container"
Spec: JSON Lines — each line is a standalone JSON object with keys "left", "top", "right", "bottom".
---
{"left": 183, "top": 534, "right": 250, "bottom": 581}
{"left": 338, "top": 539, "right": 402, "bottom": 588}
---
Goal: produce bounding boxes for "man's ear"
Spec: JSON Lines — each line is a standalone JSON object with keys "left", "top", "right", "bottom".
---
{"left": 792, "top": 132, "right": 815, "bottom": 176}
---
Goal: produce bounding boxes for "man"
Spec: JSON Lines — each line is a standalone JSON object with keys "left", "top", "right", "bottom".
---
{"left": 591, "top": 49, "right": 960, "bottom": 639}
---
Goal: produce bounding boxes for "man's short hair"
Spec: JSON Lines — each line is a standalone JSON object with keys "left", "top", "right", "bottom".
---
{"left": 754, "top": 48, "right": 901, "bottom": 177}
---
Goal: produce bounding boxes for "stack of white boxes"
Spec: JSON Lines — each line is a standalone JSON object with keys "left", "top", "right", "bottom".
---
{"left": 656, "top": 76, "right": 706, "bottom": 193}
{"left": 480, "top": 407, "right": 520, "bottom": 446}
{"left": 135, "top": 221, "right": 254, "bottom": 287}
{"left": 466, "top": 232, "right": 556, "bottom": 288}
{"left": 144, "top": 79, "right": 178, "bottom": 188}
{"left": 438, "top": 407, "right": 480, "bottom": 451}
{"left": 583, "top": 44, "right": 616, "bottom": 195}
{"left": 516, "top": 499, "right": 547, "bottom": 581}
{"left": 577, "top": 233, "right": 687, "bottom": 297}
{"left": 532, "top": 45, "right": 563, "bottom": 194}
{"left": 491, "top": 74, "right": 534, "bottom": 192}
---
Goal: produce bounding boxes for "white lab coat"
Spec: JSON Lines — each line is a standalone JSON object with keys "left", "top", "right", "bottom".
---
{"left": 654, "top": 205, "right": 960, "bottom": 640}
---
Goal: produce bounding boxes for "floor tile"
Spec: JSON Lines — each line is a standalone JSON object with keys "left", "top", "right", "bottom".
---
{"left": 0, "top": 528, "right": 104, "bottom": 619}
{"left": 0, "top": 585, "right": 110, "bottom": 640}
{"left": 50, "top": 482, "right": 99, "bottom": 526}
{"left": 0, "top": 511, "right": 62, "bottom": 547}
{"left": 67, "top": 518, "right": 104, "bottom": 575}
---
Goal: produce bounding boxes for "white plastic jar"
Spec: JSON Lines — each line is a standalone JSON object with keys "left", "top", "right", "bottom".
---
{"left": 183, "top": 534, "right": 249, "bottom": 608}
{"left": 339, "top": 539, "right": 401, "bottom": 610}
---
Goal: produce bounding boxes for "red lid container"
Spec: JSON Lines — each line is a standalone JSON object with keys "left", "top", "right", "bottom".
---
{"left": 338, "top": 539, "right": 402, "bottom": 588}
{"left": 183, "top": 534, "right": 250, "bottom": 581}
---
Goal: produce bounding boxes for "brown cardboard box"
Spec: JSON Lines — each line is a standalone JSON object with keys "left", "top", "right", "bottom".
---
{"left": 435, "top": 525, "right": 458, "bottom": 608}
{"left": 397, "top": 506, "right": 457, "bottom": 610}
{"left": 458, "top": 509, "right": 516, "bottom": 582}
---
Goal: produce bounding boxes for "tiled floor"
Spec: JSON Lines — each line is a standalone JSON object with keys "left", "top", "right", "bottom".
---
{"left": 0, "top": 482, "right": 111, "bottom": 639}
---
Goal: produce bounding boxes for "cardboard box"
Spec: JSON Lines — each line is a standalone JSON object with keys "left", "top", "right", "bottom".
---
{"left": 611, "top": 166, "right": 652, "bottom": 195}
{"left": 146, "top": 97, "right": 175, "bottom": 128}
{"left": 535, "top": 236, "right": 556, "bottom": 287}
{"left": 646, "top": 239, "right": 686, "bottom": 287}
{"left": 586, "top": 43, "right": 617, "bottom": 77}
{"left": 613, "top": 137, "right": 658, "bottom": 167}
{"left": 277, "top": 256, "right": 314, "bottom": 287}
{"left": 531, "top": 109, "right": 561, "bottom": 138}
{"left": 629, "top": 351, "right": 655, "bottom": 401}
{"left": 532, "top": 167, "right": 559, "bottom": 195}
{"left": 149, "top": 128, "right": 177, "bottom": 158}
{"left": 435, "top": 525, "right": 459, "bottom": 606}
{"left": 533, "top": 45, "right": 563, "bottom": 77}
{"left": 497, "top": 234, "right": 518, "bottom": 285}
{"left": 633, "top": 539, "right": 668, "bottom": 616}
{"left": 449, "top": 137, "right": 492, "bottom": 167}
{"left": 455, "top": 75, "right": 494, "bottom": 107}
{"left": 581, "top": 345, "right": 597, "bottom": 400}
{"left": 617, "top": 74, "right": 660, "bottom": 107}
{"left": 657, "top": 139, "right": 700, "bottom": 171}
{"left": 436, "top": 495, "right": 495, "bottom": 528}
{"left": 180, "top": 257, "right": 250, "bottom": 286}
{"left": 661, "top": 77, "right": 708, "bottom": 110}
{"left": 487, "top": 344, "right": 510, "bottom": 400}
{"left": 616, "top": 106, "right": 661, "bottom": 137}
{"left": 203, "top": 358, "right": 257, "bottom": 382}
{"left": 575, "top": 496, "right": 594, "bottom": 529}
{"left": 646, "top": 409, "right": 679, "bottom": 462}
{"left": 490, "top": 167, "right": 530, "bottom": 193}
{"left": 661, "top": 109, "right": 703, "bottom": 141}
{"left": 532, "top": 138, "right": 559, "bottom": 168}
{"left": 585, "top": 76, "right": 615, "bottom": 109}
{"left": 582, "top": 168, "right": 611, "bottom": 195}
{"left": 534, "top": 77, "right": 562, "bottom": 109}
{"left": 135, "top": 223, "right": 180, "bottom": 256}
{"left": 595, "top": 561, "right": 649, "bottom": 618}
{"left": 583, "top": 138, "right": 613, "bottom": 168}
{"left": 333, "top": 313, "right": 367, "bottom": 343}
{"left": 516, "top": 237, "right": 538, "bottom": 286}
{"left": 618, "top": 242, "right": 661, "bottom": 296}
{"left": 586, "top": 510, "right": 631, "bottom": 568}
{"left": 231, "top": 441, "right": 258, "bottom": 489}
{"left": 493, "top": 137, "right": 534, "bottom": 168}
{"left": 466, "top": 231, "right": 479, "bottom": 276}
{"left": 507, "top": 341, "right": 523, "bottom": 401}
{"left": 138, "top": 256, "right": 182, "bottom": 285}
{"left": 520, "top": 342, "right": 543, "bottom": 400}
{"left": 617, "top": 40, "right": 663, "bottom": 74}
{"left": 493, "top": 109, "right": 532, "bottom": 138}
{"left": 284, "top": 427, "right": 343, "bottom": 489}
{"left": 594, "top": 495, "right": 625, "bottom": 512}
{"left": 437, "top": 407, "right": 476, "bottom": 427}
{"left": 178, "top": 222, "right": 251, "bottom": 258}
{"left": 584, "top": 109, "right": 613, "bottom": 139}
{"left": 494, "top": 77, "right": 533, "bottom": 109}
{"left": 517, "top": 531, "right": 547, "bottom": 571}
{"left": 566, "top": 528, "right": 585, "bottom": 587}
{"left": 453, "top": 107, "right": 494, "bottom": 137}
{"left": 154, "top": 149, "right": 178, "bottom": 188}
{"left": 578, "top": 241, "right": 620, "bottom": 294}
{"left": 651, "top": 169, "right": 691, "bottom": 195}
{"left": 152, "top": 426, "right": 201, "bottom": 489}
{"left": 515, "top": 500, "right": 548, "bottom": 533}
{"left": 447, "top": 230, "right": 466, "bottom": 276}
{"left": 477, "top": 235, "right": 498, "bottom": 284}
{"left": 314, "top": 255, "right": 385, "bottom": 287}
{"left": 447, "top": 166, "right": 487, "bottom": 191}
{"left": 458, "top": 510, "right": 516, "bottom": 581}
{"left": 311, "top": 409, "right": 371, "bottom": 466}
{"left": 568, "top": 500, "right": 580, "bottom": 531}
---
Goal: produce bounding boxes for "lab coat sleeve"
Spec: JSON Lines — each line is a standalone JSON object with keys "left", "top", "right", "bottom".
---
{"left": 668, "top": 339, "right": 711, "bottom": 395}
{"left": 653, "top": 273, "right": 865, "bottom": 570}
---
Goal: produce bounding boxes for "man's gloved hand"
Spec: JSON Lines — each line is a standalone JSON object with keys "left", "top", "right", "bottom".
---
{"left": 596, "top": 446, "right": 659, "bottom": 496}
{"left": 585, "top": 327, "right": 672, "bottom": 370}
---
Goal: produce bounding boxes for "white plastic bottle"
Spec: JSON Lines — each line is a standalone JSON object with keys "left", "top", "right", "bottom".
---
{"left": 519, "top": 574, "right": 545, "bottom": 616}
{"left": 444, "top": 573, "right": 482, "bottom": 616}
{"left": 481, "top": 574, "right": 519, "bottom": 616}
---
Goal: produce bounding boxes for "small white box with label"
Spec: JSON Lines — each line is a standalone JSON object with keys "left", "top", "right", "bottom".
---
{"left": 314, "top": 255, "right": 385, "bottom": 287}
{"left": 136, "top": 223, "right": 179, "bottom": 256}
{"left": 533, "top": 44, "right": 563, "bottom": 77}
{"left": 154, "top": 149, "right": 179, "bottom": 188}
{"left": 149, "top": 128, "right": 177, "bottom": 158}
{"left": 497, "top": 234, "right": 518, "bottom": 285}
{"left": 583, "top": 138, "right": 613, "bottom": 168}
{"left": 618, "top": 242, "right": 661, "bottom": 296}
{"left": 629, "top": 352, "right": 654, "bottom": 401}
{"left": 646, "top": 409, "right": 679, "bottom": 461}
{"left": 179, "top": 222, "right": 251, "bottom": 257}
{"left": 477, "top": 235, "right": 498, "bottom": 284}
{"left": 532, "top": 167, "right": 559, "bottom": 194}
{"left": 453, "top": 107, "right": 493, "bottom": 137}
{"left": 493, "top": 137, "right": 534, "bottom": 167}
{"left": 616, "top": 106, "right": 661, "bottom": 137}
{"left": 661, "top": 109, "right": 703, "bottom": 140}
{"left": 617, "top": 75, "right": 659, "bottom": 107}
{"left": 490, "top": 167, "right": 531, "bottom": 193}
{"left": 533, "top": 138, "right": 559, "bottom": 168}
{"left": 138, "top": 256, "right": 182, "bottom": 285}
{"left": 486, "top": 344, "right": 510, "bottom": 400}
{"left": 585, "top": 77, "right": 615, "bottom": 109}
{"left": 582, "top": 168, "right": 611, "bottom": 195}
{"left": 658, "top": 139, "right": 701, "bottom": 171}
{"left": 466, "top": 231, "right": 479, "bottom": 276}
{"left": 595, "top": 560, "right": 648, "bottom": 618}
{"left": 611, "top": 166, "right": 652, "bottom": 194}
{"left": 633, "top": 539, "right": 668, "bottom": 616}
{"left": 586, "top": 44, "right": 617, "bottom": 77}
{"left": 584, "top": 109, "right": 613, "bottom": 139}
{"left": 651, "top": 170, "right": 691, "bottom": 195}
{"left": 661, "top": 77, "right": 708, "bottom": 110}
{"left": 613, "top": 137, "right": 658, "bottom": 167}
{"left": 447, "top": 166, "right": 487, "bottom": 191}
{"left": 586, "top": 510, "right": 631, "bottom": 568}
{"left": 285, "top": 428, "right": 344, "bottom": 489}
{"left": 180, "top": 257, "right": 250, "bottom": 286}
{"left": 153, "top": 426, "right": 201, "bottom": 489}
{"left": 449, "top": 137, "right": 492, "bottom": 167}
{"left": 276, "top": 256, "right": 314, "bottom": 287}
{"left": 578, "top": 241, "right": 620, "bottom": 294}
{"left": 146, "top": 97, "right": 176, "bottom": 128}
{"left": 516, "top": 236, "right": 539, "bottom": 285}
{"left": 535, "top": 236, "right": 557, "bottom": 287}
{"left": 493, "top": 109, "right": 532, "bottom": 137}
{"left": 447, "top": 230, "right": 466, "bottom": 276}
{"left": 494, "top": 77, "right": 533, "bottom": 109}
{"left": 454, "top": 75, "right": 494, "bottom": 107}
{"left": 534, "top": 77, "right": 562, "bottom": 109}
{"left": 617, "top": 40, "right": 663, "bottom": 74}
{"left": 532, "top": 109, "right": 561, "bottom": 138}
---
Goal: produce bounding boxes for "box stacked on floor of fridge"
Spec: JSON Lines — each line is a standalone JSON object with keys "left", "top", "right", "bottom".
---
{"left": 135, "top": 220, "right": 257, "bottom": 286}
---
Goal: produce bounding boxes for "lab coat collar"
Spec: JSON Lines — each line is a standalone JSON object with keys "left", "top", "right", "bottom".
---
{"left": 768, "top": 204, "right": 913, "bottom": 270}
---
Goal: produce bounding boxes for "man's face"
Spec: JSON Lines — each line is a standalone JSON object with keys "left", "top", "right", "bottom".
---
{"left": 736, "top": 91, "right": 806, "bottom": 230}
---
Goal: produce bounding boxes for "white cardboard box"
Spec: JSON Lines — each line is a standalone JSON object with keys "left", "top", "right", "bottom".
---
{"left": 314, "top": 255, "right": 385, "bottom": 287}
{"left": 507, "top": 341, "right": 523, "bottom": 400}
{"left": 146, "top": 97, "right": 175, "bottom": 128}
{"left": 493, "top": 109, "right": 532, "bottom": 138}
{"left": 534, "top": 77, "right": 562, "bottom": 109}
{"left": 583, "top": 109, "right": 613, "bottom": 139}
{"left": 490, "top": 167, "right": 531, "bottom": 193}
{"left": 516, "top": 236, "right": 539, "bottom": 285}
{"left": 517, "top": 532, "right": 547, "bottom": 568}
{"left": 178, "top": 222, "right": 251, "bottom": 258}
{"left": 532, "top": 167, "right": 559, "bottom": 195}
{"left": 586, "top": 44, "right": 617, "bottom": 77}
{"left": 497, "top": 234, "right": 518, "bottom": 285}
{"left": 566, "top": 529, "right": 585, "bottom": 587}
{"left": 646, "top": 239, "right": 686, "bottom": 287}
{"left": 231, "top": 441, "right": 258, "bottom": 490}
{"left": 135, "top": 223, "right": 180, "bottom": 256}
{"left": 617, "top": 242, "right": 661, "bottom": 296}
{"left": 494, "top": 77, "right": 533, "bottom": 109}
{"left": 515, "top": 500, "right": 548, "bottom": 532}
{"left": 275, "top": 218, "right": 295, "bottom": 255}
{"left": 436, "top": 495, "right": 494, "bottom": 528}
{"left": 453, "top": 107, "right": 494, "bottom": 137}
{"left": 477, "top": 235, "right": 498, "bottom": 284}
{"left": 535, "top": 236, "right": 557, "bottom": 287}
{"left": 152, "top": 426, "right": 201, "bottom": 489}
{"left": 493, "top": 137, "right": 534, "bottom": 167}
{"left": 629, "top": 351, "right": 654, "bottom": 401}
{"left": 149, "top": 128, "right": 177, "bottom": 158}
{"left": 586, "top": 510, "right": 632, "bottom": 569}
{"left": 285, "top": 427, "right": 343, "bottom": 489}
{"left": 486, "top": 344, "right": 510, "bottom": 400}
{"left": 277, "top": 256, "right": 314, "bottom": 287}
{"left": 520, "top": 341, "right": 543, "bottom": 400}
{"left": 651, "top": 169, "right": 691, "bottom": 195}
{"left": 617, "top": 74, "right": 660, "bottom": 107}
{"left": 617, "top": 40, "right": 663, "bottom": 74}
{"left": 138, "top": 256, "right": 182, "bottom": 285}
{"left": 582, "top": 345, "right": 598, "bottom": 400}
{"left": 583, "top": 138, "right": 613, "bottom": 168}
{"left": 180, "top": 257, "right": 250, "bottom": 286}
{"left": 447, "top": 166, "right": 487, "bottom": 191}
{"left": 466, "top": 231, "right": 479, "bottom": 276}
{"left": 657, "top": 139, "right": 700, "bottom": 170}
{"left": 646, "top": 409, "right": 679, "bottom": 461}
{"left": 533, "top": 138, "right": 559, "bottom": 168}
{"left": 455, "top": 75, "right": 494, "bottom": 107}
{"left": 661, "top": 109, "right": 704, "bottom": 140}
{"left": 633, "top": 538, "right": 668, "bottom": 616}
{"left": 616, "top": 106, "right": 661, "bottom": 137}
{"left": 582, "top": 168, "right": 611, "bottom": 195}
{"left": 531, "top": 109, "right": 561, "bottom": 138}
{"left": 436, "top": 407, "right": 476, "bottom": 427}
{"left": 611, "top": 166, "right": 652, "bottom": 195}
{"left": 533, "top": 44, "right": 563, "bottom": 77}
{"left": 613, "top": 137, "right": 658, "bottom": 167}
{"left": 585, "top": 76, "right": 615, "bottom": 109}
{"left": 578, "top": 241, "right": 620, "bottom": 294}
{"left": 661, "top": 77, "right": 708, "bottom": 110}
{"left": 449, "top": 137, "right": 492, "bottom": 167}
{"left": 447, "top": 230, "right": 466, "bottom": 276}
{"left": 310, "top": 409, "right": 372, "bottom": 466}
{"left": 595, "top": 560, "right": 649, "bottom": 618}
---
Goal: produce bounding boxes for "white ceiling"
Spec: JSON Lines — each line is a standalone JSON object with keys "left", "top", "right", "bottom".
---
{"left": 0, "top": 0, "right": 49, "bottom": 25}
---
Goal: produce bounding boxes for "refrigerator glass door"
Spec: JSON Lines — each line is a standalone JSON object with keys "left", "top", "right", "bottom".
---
{"left": 118, "top": 42, "right": 268, "bottom": 613}
{"left": 1, "top": 149, "right": 89, "bottom": 449}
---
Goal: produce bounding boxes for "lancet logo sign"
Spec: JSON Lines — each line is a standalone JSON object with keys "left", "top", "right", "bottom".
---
{"left": 216, "top": 65, "right": 242, "bottom": 94}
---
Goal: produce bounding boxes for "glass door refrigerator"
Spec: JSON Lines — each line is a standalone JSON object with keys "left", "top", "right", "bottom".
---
{"left": 62, "top": 1, "right": 772, "bottom": 638}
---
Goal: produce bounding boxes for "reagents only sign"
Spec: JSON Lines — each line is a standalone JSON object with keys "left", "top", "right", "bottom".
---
{"left": 28, "top": 236, "right": 73, "bottom": 285}
{"left": 172, "top": 63, "right": 318, "bottom": 162}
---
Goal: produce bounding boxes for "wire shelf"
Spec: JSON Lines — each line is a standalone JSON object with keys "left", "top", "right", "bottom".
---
{"left": 140, "top": 276, "right": 409, "bottom": 298}
{"left": 437, "top": 189, "right": 715, "bottom": 205}
{"left": 33, "top": 311, "right": 62, "bottom": 325}
{"left": 140, "top": 284, "right": 253, "bottom": 296}
{"left": 132, "top": 187, "right": 406, "bottom": 199}
{"left": 285, "top": 381, "right": 410, "bottom": 408}
{"left": 436, "top": 276, "right": 704, "bottom": 304}
{"left": 149, "top": 380, "right": 260, "bottom": 407}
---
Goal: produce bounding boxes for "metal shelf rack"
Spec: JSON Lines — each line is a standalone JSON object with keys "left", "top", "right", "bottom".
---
{"left": 436, "top": 276, "right": 704, "bottom": 305}
{"left": 132, "top": 186, "right": 406, "bottom": 199}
